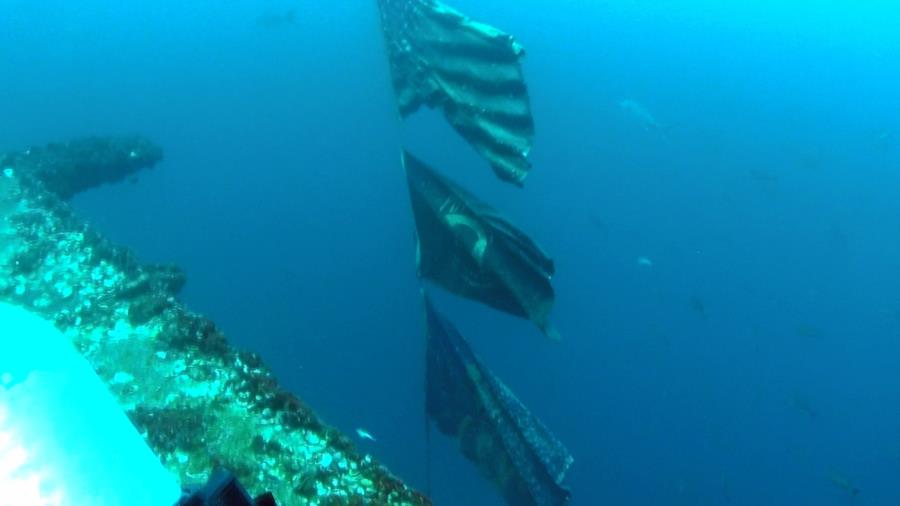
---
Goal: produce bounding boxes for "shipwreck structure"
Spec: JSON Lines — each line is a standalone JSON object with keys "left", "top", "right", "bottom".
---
{"left": 0, "top": 136, "right": 430, "bottom": 506}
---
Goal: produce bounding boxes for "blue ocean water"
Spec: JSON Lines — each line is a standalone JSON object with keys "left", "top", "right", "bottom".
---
{"left": 3, "top": 1, "right": 900, "bottom": 504}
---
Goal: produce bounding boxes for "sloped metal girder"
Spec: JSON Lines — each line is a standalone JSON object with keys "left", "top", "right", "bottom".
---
{"left": 377, "top": 0, "right": 535, "bottom": 186}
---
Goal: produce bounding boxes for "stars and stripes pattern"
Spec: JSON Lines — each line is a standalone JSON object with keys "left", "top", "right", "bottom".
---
{"left": 377, "top": 0, "right": 535, "bottom": 186}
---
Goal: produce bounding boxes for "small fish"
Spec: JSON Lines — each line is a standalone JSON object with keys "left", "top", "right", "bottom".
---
{"left": 636, "top": 256, "right": 653, "bottom": 267}
{"left": 256, "top": 8, "right": 297, "bottom": 28}
{"left": 791, "top": 394, "right": 818, "bottom": 419}
{"left": 796, "top": 150, "right": 824, "bottom": 170}
{"left": 588, "top": 214, "right": 608, "bottom": 234}
{"left": 748, "top": 168, "right": 779, "bottom": 183}
{"left": 828, "top": 471, "right": 859, "bottom": 497}
{"left": 795, "top": 323, "right": 823, "bottom": 340}
{"left": 355, "top": 428, "right": 376, "bottom": 442}
{"left": 873, "top": 129, "right": 895, "bottom": 151}
{"left": 689, "top": 295, "right": 706, "bottom": 318}
{"left": 619, "top": 98, "right": 668, "bottom": 140}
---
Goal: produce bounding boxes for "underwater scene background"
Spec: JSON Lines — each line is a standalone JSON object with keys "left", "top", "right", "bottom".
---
{"left": 3, "top": 0, "right": 900, "bottom": 504}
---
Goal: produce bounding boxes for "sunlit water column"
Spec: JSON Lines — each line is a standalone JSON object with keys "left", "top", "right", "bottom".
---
{"left": 0, "top": 302, "right": 181, "bottom": 506}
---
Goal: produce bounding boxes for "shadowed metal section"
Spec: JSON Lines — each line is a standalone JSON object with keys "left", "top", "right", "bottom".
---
{"left": 424, "top": 294, "right": 573, "bottom": 506}
{"left": 0, "top": 136, "right": 163, "bottom": 200}
{"left": 377, "top": 0, "right": 535, "bottom": 186}
{"left": 404, "top": 150, "right": 558, "bottom": 338}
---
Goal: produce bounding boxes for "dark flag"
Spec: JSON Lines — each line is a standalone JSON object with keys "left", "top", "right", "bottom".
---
{"left": 424, "top": 294, "right": 573, "bottom": 506}
{"left": 377, "top": 0, "right": 536, "bottom": 186}
{"left": 404, "top": 151, "right": 559, "bottom": 339}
